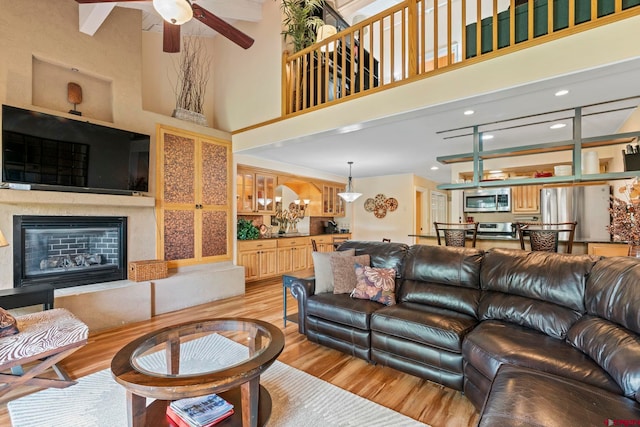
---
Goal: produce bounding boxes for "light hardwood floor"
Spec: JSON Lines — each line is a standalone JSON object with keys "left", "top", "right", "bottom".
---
{"left": 0, "top": 277, "right": 479, "bottom": 427}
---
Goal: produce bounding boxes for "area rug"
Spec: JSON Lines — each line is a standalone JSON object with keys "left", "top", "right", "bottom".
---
{"left": 8, "top": 334, "right": 428, "bottom": 427}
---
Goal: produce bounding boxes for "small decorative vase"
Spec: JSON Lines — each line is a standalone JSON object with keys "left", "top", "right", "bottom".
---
{"left": 628, "top": 244, "right": 640, "bottom": 258}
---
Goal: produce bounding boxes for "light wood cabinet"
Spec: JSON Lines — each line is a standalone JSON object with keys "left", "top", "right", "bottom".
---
{"left": 277, "top": 237, "right": 309, "bottom": 274}
{"left": 236, "top": 167, "right": 276, "bottom": 214}
{"left": 156, "top": 125, "right": 232, "bottom": 268}
{"left": 237, "top": 240, "right": 278, "bottom": 281}
{"left": 512, "top": 185, "right": 542, "bottom": 214}
{"left": 322, "top": 184, "right": 346, "bottom": 217}
{"left": 312, "top": 235, "right": 335, "bottom": 252}
{"left": 587, "top": 243, "right": 629, "bottom": 257}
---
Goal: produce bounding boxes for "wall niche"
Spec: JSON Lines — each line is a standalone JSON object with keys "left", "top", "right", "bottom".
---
{"left": 32, "top": 56, "right": 113, "bottom": 123}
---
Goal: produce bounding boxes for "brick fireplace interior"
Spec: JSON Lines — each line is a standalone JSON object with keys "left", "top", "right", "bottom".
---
{"left": 13, "top": 215, "right": 127, "bottom": 289}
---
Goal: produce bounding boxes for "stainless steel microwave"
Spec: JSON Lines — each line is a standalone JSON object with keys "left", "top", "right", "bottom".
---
{"left": 463, "top": 188, "right": 511, "bottom": 212}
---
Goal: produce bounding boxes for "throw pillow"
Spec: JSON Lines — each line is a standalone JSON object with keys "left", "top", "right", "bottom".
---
{"left": 331, "top": 254, "right": 371, "bottom": 294}
{"left": 312, "top": 249, "right": 356, "bottom": 294}
{"left": 351, "top": 264, "right": 397, "bottom": 306}
{"left": 0, "top": 307, "right": 19, "bottom": 338}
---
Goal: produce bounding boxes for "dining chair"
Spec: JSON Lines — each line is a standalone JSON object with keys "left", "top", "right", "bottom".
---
{"left": 515, "top": 222, "right": 577, "bottom": 253}
{"left": 434, "top": 222, "right": 478, "bottom": 248}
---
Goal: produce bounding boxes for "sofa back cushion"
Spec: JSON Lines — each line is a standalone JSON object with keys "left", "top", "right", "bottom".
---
{"left": 479, "top": 248, "right": 599, "bottom": 339}
{"left": 584, "top": 257, "right": 640, "bottom": 333}
{"left": 399, "top": 245, "right": 484, "bottom": 318}
{"left": 337, "top": 241, "right": 409, "bottom": 278}
{"left": 570, "top": 256, "right": 640, "bottom": 402}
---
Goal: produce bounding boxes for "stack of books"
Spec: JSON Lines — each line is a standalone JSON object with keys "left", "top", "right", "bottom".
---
{"left": 166, "top": 394, "right": 234, "bottom": 427}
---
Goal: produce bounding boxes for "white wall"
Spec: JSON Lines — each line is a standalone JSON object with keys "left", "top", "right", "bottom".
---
{"left": 212, "top": 0, "right": 283, "bottom": 131}
{"left": 351, "top": 173, "right": 415, "bottom": 244}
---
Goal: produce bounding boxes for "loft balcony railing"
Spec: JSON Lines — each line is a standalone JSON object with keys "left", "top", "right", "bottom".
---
{"left": 282, "top": 0, "right": 640, "bottom": 116}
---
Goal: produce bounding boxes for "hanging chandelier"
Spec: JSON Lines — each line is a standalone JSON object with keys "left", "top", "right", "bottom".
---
{"left": 338, "top": 161, "right": 362, "bottom": 203}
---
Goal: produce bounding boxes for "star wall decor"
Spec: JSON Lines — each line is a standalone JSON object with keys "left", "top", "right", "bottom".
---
{"left": 364, "top": 194, "right": 398, "bottom": 218}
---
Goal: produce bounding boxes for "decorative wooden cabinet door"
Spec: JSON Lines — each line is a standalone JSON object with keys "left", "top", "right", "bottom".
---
{"left": 157, "top": 125, "right": 232, "bottom": 267}
{"left": 512, "top": 185, "right": 542, "bottom": 214}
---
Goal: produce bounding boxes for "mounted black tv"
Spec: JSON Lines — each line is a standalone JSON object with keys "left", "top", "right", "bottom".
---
{"left": 1, "top": 105, "right": 149, "bottom": 195}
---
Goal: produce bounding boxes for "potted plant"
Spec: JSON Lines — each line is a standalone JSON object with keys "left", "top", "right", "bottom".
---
{"left": 277, "top": 0, "right": 326, "bottom": 53}
{"left": 237, "top": 219, "right": 260, "bottom": 240}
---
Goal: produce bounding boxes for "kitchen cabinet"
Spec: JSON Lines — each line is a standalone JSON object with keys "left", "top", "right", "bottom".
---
{"left": 322, "top": 184, "right": 346, "bottom": 217}
{"left": 312, "top": 235, "right": 336, "bottom": 252}
{"left": 157, "top": 125, "right": 232, "bottom": 268}
{"left": 236, "top": 166, "right": 276, "bottom": 214}
{"left": 237, "top": 240, "right": 278, "bottom": 281}
{"left": 277, "top": 237, "right": 310, "bottom": 273}
{"left": 309, "top": 234, "right": 352, "bottom": 266}
{"left": 587, "top": 243, "right": 629, "bottom": 257}
{"left": 512, "top": 185, "right": 542, "bottom": 214}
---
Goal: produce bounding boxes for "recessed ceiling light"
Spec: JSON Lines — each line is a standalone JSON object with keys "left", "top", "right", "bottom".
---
{"left": 464, "top": 110, "right": 475, "bottom": 116}
{"left": 430, "top": 166, "right": 439, "bottom": 170}
{"left": 555, "top": 89, "right": 569, "bottom": 97}
{"left": 550, "top": 123, "right": 566, "bottom": 129}
{"left": 482, "top": 134, "right": 494, "bottom": 140}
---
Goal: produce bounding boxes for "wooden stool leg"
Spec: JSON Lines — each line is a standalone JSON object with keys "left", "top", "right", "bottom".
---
{"left": 0, "top": 346, "right": 82, "bottom": 397}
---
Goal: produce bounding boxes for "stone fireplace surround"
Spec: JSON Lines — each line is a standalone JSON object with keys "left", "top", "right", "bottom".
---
{"left": 0, "top": 189, "right": 244, "bottom": 332}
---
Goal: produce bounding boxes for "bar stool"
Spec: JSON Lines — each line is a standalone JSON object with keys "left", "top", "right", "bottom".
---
{"left": 515, "top": 222, "right": 577, "bottom": 253}
{"left": 434, "top": 222, "right": 478, "bottom": 248}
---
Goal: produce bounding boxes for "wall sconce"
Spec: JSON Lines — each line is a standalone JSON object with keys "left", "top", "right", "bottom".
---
{"left": 0, "top": 230, "right": 8, "bottom": 248}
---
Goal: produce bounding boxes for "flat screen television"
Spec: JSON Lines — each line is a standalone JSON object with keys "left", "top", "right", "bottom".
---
{"left": 1, "top": 105, "right": 150, "bottom": 195}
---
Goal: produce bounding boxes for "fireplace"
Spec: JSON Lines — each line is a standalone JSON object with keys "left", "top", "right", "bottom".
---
{"left": 13, "top": 216, "right": 128, "bottom": 289}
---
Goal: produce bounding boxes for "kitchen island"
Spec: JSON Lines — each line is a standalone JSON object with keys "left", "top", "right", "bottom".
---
{"left": 409, "top": 234, "right": 628, "bottom": 256}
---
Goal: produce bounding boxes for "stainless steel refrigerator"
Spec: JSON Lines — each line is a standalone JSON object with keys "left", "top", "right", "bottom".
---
{"left": 540, "top": 184, "right": 611, "bottom": 241}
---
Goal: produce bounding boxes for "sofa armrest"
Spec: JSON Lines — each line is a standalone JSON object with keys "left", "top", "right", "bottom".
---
{"left": 290, "top": 277, "right": 315, "bottom": 335}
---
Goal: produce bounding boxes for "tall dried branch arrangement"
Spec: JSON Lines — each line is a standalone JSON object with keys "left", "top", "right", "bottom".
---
{"left": 174, "top": 36, "right": 211, "bottom": 114}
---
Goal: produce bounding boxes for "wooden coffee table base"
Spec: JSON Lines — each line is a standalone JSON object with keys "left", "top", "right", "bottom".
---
{"left": 134, "top": 385, "right": 272, "bottom": 427}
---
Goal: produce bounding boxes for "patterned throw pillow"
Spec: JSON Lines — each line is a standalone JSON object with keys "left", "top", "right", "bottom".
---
{"left": 0, "top": 307, "right": 19, "bottom": 338}
{"left": 331, "top": 254, "right": 371, "bottom": 294}
{"left": 312, "top": 249, "right": 356, "bottom": 294}
{"left": 351, "top": 264, "right": 397, "bottom": 306}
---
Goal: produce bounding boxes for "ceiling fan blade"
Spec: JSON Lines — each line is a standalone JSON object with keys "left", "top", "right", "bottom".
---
{"left": 191, "top": 4, "right": 254, "bottom": 50}
{"left": 163, "top": 20, "right": 181, "bottom": 53}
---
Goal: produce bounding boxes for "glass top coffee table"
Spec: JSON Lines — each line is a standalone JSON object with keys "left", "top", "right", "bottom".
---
{"left": 111, "top": 318, "right": 284, "bottom": 427}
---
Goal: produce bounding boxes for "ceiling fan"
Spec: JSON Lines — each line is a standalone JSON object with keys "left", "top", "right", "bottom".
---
{"left": 75, "top": 0, "right": 255, "bottom": 53}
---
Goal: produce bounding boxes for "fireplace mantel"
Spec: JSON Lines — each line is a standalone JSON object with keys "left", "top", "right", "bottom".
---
{"left": 0, "top": 189, "right": 155, "bottom": 208}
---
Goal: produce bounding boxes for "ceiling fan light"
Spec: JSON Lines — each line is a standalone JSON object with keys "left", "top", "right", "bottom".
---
{"left": 153, "top": 0, "right": 193, "bottom": 25}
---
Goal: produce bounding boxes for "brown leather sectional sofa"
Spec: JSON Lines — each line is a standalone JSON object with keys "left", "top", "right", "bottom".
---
{"left": 290, "top": 241, "right": 640, "bottom": 426}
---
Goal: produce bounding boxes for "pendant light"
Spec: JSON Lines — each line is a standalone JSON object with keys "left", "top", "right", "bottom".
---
{"left": 153, "top": 0, "right": 193, "bottom": 25}
{"left": 338, "top": 161, "right": 362, "bottom": 203}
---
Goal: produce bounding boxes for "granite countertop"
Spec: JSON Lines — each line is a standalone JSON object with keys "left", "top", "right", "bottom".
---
{"left": 409, "top": 234, "right": 623, "bottom": 244}
{"left": 239, "top": 232, "right": 351, "bottom": 241}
